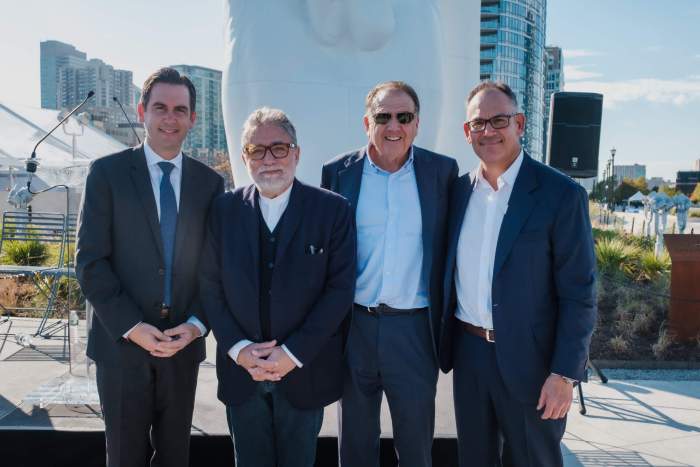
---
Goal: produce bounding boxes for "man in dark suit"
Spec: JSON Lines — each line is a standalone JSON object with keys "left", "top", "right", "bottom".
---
{"left": 199, "top": 107, "right": 355, "bottom": 467}
{"left": 322, "top": 81, "right": 458, "bottom": 467}
{"left": 439, "top": 81, "right": 597, "bottom": 466}
{"left": 76, "top": 68, "right": 224, "bottom": 467}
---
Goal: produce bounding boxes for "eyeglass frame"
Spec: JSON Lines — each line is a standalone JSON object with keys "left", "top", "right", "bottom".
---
{"left": 371, "top": 111, "right": 416, "bottom": 125}
{"left": 242, "top": 142, "right": 298, "bottom": 161}
{"left": 465, "top": 113, "right": 522, "bottom": 132}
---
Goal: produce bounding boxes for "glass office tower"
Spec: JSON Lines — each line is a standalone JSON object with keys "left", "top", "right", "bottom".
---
{"left": 480, "top": 0, "right": 547, "bottom": 161}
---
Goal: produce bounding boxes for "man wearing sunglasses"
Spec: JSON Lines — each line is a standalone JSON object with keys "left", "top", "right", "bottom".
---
{"left": 439, "top": 81, "right": 596, "bottom": 466}
{"left": 200, "top": 107, "right": 355, "bottom": 467}
{"left": 322, "top": 81, "right": 458, "bottom": 467}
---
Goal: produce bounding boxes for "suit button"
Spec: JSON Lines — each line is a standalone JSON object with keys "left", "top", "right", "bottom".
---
{"left": 158, "top": 268, "right": 165, "bottom": 275}
{"left": 254, "top": 334, "right": 261, "bottom": 340}
{"left": 268, "top": 262, "right": 274, "bottom": 269}
{"left": 270, "top": 237, "right": 276, "bottom": 243}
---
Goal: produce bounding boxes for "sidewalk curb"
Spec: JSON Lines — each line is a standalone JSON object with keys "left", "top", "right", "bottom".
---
{"left": 593, "top": 359, "right": 700, "bottom": 369}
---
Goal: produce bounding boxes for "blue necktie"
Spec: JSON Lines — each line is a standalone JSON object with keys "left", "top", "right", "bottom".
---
{"left": 158, "top": 161, "right": 177, "bottom": 307}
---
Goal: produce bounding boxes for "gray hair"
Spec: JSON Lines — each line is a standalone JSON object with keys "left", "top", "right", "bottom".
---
{"left": 241, "top": 107, "right": 297, "bottom": 148}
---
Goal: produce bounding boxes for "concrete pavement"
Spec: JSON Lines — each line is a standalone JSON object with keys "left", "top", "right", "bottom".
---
{"left": 1, "top": 317, "right": 699, "bottom": 466}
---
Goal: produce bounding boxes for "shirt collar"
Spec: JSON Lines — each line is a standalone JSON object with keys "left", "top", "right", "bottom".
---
{"left": 364, "top": 145, "right": 415, "bottom": 174}
{"left": 144, "top": 142, "right": 183, "bottom": 171}
{"left": 259, "top": 181, "right": 293, "bottom": 206}
{"left": 471, "top": 150, "right": 524, "bottom": 192}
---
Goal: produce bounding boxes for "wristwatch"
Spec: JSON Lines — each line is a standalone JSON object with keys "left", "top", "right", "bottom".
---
{"left": 559, "top": 375, "right": 577, "bottom": 385}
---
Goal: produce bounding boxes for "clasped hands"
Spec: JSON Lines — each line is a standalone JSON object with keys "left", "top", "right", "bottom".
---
{"left": 127, "top": 322, "right": 201, "bottom": 358}
{"left": 236, "top": 340, "right": 297, "bottom": 382}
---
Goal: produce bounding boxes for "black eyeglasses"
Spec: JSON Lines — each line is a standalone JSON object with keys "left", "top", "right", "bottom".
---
{"left": 466, "top": 113, "right": 520, "bottom": 132}
{"left": 243, "top": 142, "right": 297, "bottom": 161}
{"left": 372, "top": 112, "right": 416, "bottom": 125}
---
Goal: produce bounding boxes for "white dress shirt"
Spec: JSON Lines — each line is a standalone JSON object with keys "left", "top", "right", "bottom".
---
{"left": 455, "top": 151, "right": 524, "bottom": 329}
{"left": 228, "top": 183, "right": 303, "bottom": 368}
{"left": 124, "top": 143, "right": 206, "bottom": 338}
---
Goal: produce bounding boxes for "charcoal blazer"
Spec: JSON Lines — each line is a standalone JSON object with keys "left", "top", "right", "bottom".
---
{"left": 76, "top": 145, "right": 224, "bottom": 366}
{"left": 439, "top": 153, "right": 597, "bottom": 403}
{"left": 321, "top": 146, "right": 458, "bottom": 358}
{"left": 199, "top": 179, "right": 356, "bottom": 409}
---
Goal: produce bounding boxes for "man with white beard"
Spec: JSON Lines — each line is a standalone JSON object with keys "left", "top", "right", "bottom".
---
{"left": 200, "top": 107, "right": 356, "bottom": 467}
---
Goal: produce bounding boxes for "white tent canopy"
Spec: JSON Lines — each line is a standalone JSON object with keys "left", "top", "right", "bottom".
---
{"left": 0, "top": 101, "right": 126, "bottom": 171}
{"left": 627, "top": 191, "right": 647, "bottom": 204}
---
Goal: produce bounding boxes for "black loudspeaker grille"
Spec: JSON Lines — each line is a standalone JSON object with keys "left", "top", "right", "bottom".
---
{"left": 546, "top": 92, "right": 603, "bottom": 178}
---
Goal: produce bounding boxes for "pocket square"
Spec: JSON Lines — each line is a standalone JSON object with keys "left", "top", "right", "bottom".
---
{"left": 306, "top": 244, "right": 324, "bottom": 255}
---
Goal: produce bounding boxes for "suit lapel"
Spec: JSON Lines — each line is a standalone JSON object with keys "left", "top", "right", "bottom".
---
{"left": 173, "top": 155, "right": 196, "bottom": 268}
{"left": 413, "top": 149, "right": 437, "bottom": 283}
{"left": 242, "top": 184, "right": 261, "bottom": 296}
{"left": 274, "top": 180, "right": 306, "bottom": 262}
{"left": 337, "top": 150, "right": 364, "bottom": 209}
{"left": 493, "top": 155, "right": 538, "bottom": 276}
{"left": 129, "top": 146, "right": 164, "bottom": 260}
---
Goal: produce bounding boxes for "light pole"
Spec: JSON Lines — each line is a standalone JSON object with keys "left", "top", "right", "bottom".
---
{"left": 609, "top": 147, "right": 616, "bottom": 209}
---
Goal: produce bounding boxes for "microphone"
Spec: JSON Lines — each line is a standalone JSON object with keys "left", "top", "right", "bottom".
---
{"left": 26, "top": 90, "right": 95, "bottom": 176}
{"left": 113, "top": 95, "right": 142, "bottom": 145}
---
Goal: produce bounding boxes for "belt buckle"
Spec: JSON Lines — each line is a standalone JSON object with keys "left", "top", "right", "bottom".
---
{"left": 485, "top": 328, "right": 495, "bottom": 343}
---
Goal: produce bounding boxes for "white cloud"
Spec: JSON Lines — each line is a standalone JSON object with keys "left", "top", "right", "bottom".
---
{"left": 565, "top": 77, "right": 700, "bottom": 108}
{"left": 564, "top": 65, "right": 603, "bottom": 81}
{"left": 563, "top": 49, "right": 602, "bottom": 59}
{"left": 694, "top": 54, "right": 700, "bottom": 60}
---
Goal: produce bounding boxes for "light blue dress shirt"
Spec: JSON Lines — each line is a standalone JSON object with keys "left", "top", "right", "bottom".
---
{"left": 354, "top": 147, "right": 428, "bottom": 309}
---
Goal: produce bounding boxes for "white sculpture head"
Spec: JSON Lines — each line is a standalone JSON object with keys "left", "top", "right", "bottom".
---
{"left": 222, "top": 0, "right": 480, "bottom": 187}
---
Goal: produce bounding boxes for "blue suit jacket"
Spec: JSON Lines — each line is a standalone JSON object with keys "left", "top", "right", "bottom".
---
{"left": 439, "top": 154, "right": 597, "bottom": 403}
{"left": 199, "top": 179, "right": 356, "bottom": 409}
{"left": 321, "top": 146, "right": 458, "bottom": 358}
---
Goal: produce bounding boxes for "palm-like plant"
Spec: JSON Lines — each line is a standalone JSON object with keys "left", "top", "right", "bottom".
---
{"left": 595, "top": 238, "right": 640, "bottom": 277}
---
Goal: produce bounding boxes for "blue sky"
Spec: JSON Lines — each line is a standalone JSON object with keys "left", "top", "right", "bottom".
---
{"left": 1, "top": 0, "right": 698, "bottom": 180}
{"left": 548, "top": 0, "right": 700, "bottom": 180}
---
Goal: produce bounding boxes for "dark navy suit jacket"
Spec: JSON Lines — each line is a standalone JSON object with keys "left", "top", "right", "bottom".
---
{"left": 321, "top": 146, "right": 458, "bottom": 358}
{"left": 76, "top": 145, "right": 224, "bottom": 366}
{"left": 439, "top": 153, "right": 597, "bottom": 403}
{"left": 199, "top": 179, "right": 356, "bottom": 409}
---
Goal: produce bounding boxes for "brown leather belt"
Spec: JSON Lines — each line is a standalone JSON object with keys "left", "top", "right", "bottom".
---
{"left": 159, "top": 305, "right": 171, "bottom": 320}
{"left": 460, "top": 321, "right": 495, "bottom": 343}
{"left": 354, "top": 303, "right": 427, "bottom": 316}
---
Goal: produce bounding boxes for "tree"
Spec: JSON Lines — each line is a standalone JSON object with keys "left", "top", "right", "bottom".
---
{"left": 629, "top": 176, "right": 649, "bottom": 194}
{"left": 690, "top": 183, "right": 700, "bottom": 203}
{"left": 660, "top": 185, "right": 679, "bottom": 197}
{"left": 613, "top": 179, "right": 642, "bottom": 204}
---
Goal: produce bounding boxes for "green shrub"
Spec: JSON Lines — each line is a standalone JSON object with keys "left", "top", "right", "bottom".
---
{"left": 609, "top": 335, "right": 629, "bottom": 354}
{"left": 636, "top": 251, "right": 671, "bottom": 282}
{"left": 595, "top": 238, "right": 640, "bottom": 277}
{"left": 1, "top": 240, "right": 49, "bottom": 266}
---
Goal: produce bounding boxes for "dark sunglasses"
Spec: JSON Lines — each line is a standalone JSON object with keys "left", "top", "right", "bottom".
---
{"left": 372, "top": 112, "right": 416, "bottom": 125}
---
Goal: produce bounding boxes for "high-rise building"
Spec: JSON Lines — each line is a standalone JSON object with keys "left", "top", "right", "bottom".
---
{"left": 40, "top": 40, "right": 140, "bottom": 146}
{"left": 676, "top": 171, "right": 700, "bottom": 196}
{"left": 40, "top": 41, "right": 87, "bottom": 110}
{"left": 480, "top": 0, "right": 547, "bottom": 161}
{"left": 693, "top": 159, "right": 700, "bottom": 171}
{"left": 170, "top": 65, "right": 227, "bottom": 155}
{"left": 543, "top": 46, "right": 563, "bottom": 158}
{"left": 614, "top": 164, "right": 646, "bottom": 184}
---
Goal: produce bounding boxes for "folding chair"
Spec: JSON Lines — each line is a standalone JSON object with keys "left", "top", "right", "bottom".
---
{"left": 0, "top": 211, "right": 73, "bottom": 339}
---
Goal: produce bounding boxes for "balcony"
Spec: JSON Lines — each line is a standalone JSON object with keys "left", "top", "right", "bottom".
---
{"left": 480, "top": 19, "right": 499, "bottom": 30}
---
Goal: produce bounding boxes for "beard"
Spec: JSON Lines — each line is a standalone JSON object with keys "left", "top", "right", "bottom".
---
{"left": 251, "top": 168, "right": 294, "bottom": 197}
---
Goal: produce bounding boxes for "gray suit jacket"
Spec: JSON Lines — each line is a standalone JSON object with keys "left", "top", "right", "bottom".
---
{"left": 76, "top": 145, "right": 224, "bottom": 365}
{"left": 321, "top": 146, "right": 458, "bottom": 357}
